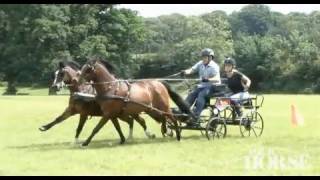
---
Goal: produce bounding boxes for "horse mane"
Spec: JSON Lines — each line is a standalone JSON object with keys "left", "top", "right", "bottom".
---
{"left": 87, "top": 58, "right": 117, "bottom": 75}
{"left": 59, "top": 60, "right": 81, "bottom": 71}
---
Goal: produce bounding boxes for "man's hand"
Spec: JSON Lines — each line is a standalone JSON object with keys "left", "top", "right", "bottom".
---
{"left": 242, "top": 81, "right": 250, "bottom": 91}
{"left": 243, "top": 84, "right": 249, "bottom": 91}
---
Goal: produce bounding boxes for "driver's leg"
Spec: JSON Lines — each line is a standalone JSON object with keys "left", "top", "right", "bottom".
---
{"left": 230, "top": 93, "right": 248, "bottom": 117}
{"left": 194, "top": 87, "right": 212, "bottom": 118}
{"left": 185, "top": 87, "right": 202, "bottom": 108}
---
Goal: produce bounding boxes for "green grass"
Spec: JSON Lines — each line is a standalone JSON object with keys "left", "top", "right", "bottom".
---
{"left": 0, "top": 93, "right": 319, "bottom": 175}
{"left": 0, "top": 86, "right": 69, "bottom": 96}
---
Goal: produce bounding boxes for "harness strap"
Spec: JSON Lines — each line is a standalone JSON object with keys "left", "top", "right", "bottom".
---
{"left": 96, "top": 94, "right": 171, "bottom": 117}
{"left": 124, "top": 80, "right": 131, "bottom": 102}
{"left": 119, "top": 80, "right": 131, "bottom": 115}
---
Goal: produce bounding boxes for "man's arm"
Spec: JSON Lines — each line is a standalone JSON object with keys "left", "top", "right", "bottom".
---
{"left": 184, "top": 68, "right": 193, "bottom": 75}
{"left": 241, "top": 74, "right": 251, "bottom": 91}
{"left": 208, "top": 75, "right": 221, "bottom": 83}
{"left": 183, "top": 61, "right": 200, "bottom": 75}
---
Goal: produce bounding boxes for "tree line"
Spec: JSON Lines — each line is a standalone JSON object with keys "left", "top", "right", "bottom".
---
{"left": 1, "top": 4, "right": 320, "bottom": 94}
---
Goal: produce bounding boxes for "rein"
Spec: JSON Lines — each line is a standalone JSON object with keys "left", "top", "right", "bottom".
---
{"left": 63, "top": 78, "right": 202, "bottom": 87}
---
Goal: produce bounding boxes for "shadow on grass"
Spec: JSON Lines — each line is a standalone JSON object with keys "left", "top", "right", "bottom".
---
{"left": 6, "top": 134, "right": 209, "bottom": 151}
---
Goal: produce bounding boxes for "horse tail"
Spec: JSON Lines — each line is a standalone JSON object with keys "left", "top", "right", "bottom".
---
{"left": 161, "top": 81, "right": 197, "bottom": 120}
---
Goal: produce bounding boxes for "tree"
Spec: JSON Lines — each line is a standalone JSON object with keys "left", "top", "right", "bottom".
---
{"left": 229, "top": 4, "right": 273, "bottom": 36}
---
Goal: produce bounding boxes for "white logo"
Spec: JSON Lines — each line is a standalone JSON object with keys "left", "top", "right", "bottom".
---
{"left": 244, "top": 147, "right": 311, "bottom": 171}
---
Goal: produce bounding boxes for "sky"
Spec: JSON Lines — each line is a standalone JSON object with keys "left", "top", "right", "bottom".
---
{"left": 117, "top": 4, "right": 320, "bottom": 17}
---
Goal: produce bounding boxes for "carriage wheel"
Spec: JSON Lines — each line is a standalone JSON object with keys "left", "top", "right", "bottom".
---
{"left": 206, "top": 117, "right": 227, "bottom": 140}
{"left": 239, "top": 111, "right": 264, "bottom": 137}
{"left": 200, "top": 130, "right": 206, "bottom": 136}
{"left": 199, "top": 107, "right": 214, "bottom": 136}
{"left": 219, "top": 106, "right": 234, "bottom": 121}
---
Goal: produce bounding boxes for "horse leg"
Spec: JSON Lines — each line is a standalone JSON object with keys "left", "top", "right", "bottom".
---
{"left": 132, "top": 114, "right": 156, "bottom": 139}
{"left": 74, "top": 114, "right": 88, "bottom": 144}
{"left": 81, "top": 117, "right": 109, "bottom": 147}
{"left": 121, "top": 116, "right": 134, "bottom": 140}
{"left": 146, "top": 111, "right": 169, "bottom": 137}
{"left": 39, "top": 108, "right": 74, "bottom": 131}
{"left": 111, "top": 118, "right": 126, "bottom": 144}
{"left": 167, "top": 114, "right": 181, "bottom": 141}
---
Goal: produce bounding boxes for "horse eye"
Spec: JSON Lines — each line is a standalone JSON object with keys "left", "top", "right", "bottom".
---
{"left": 85, "top": 66, "right": 93, "bottom": 73}
{"left": 58, "top": 72, "right": 64, "bottom": 77}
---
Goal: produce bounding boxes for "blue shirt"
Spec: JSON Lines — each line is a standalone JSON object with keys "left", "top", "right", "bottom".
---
{"left": 191, "top": 60, "right": 221, "bottom": 87}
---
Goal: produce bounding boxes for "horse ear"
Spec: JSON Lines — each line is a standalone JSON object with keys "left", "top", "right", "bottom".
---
{"left": 58, "top": 62, "right": 65, "bottom": 69}
{"left": 94, "top": 60, "right": 99, "bottom": 66}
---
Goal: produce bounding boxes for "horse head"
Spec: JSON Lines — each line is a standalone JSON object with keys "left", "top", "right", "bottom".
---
{"left": 79, "top": 57, "right": 116, "bottom": 85}
{"left": 51, "top": 61, "right": 81, "bottom": 91}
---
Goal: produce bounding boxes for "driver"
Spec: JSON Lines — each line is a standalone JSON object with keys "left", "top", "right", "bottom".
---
{"left": 182, "top": 48, "right": 221, "bottom": 126}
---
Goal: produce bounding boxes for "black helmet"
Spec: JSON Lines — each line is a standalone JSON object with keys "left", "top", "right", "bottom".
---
{"left": 201, "top": 48, "right": 214, "bottom": 58}
{"left": 224, "top": 57, "right": 236, "bottom": 67}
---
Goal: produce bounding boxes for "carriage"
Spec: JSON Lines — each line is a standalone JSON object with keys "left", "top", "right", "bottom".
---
{"left": 168, "top": 84, "right": 265, "bottom": 140}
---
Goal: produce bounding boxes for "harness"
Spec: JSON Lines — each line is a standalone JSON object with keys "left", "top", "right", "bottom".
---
{"left": 118, "top": 80, "right": 132, "bottom": 115}
{"left": 95, "top": 79, "right": 176, "bottom": 117}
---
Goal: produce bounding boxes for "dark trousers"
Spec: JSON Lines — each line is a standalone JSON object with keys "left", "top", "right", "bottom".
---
{"left": 185, "top": 85, "right": 215, "bottom": 117}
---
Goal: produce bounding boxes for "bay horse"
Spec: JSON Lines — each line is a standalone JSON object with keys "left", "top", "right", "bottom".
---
{"left": 39, "top": 60, "right": 155, "bottom": 144}
{"left": 78, "top": 58, "right": 194, "bottom": 146}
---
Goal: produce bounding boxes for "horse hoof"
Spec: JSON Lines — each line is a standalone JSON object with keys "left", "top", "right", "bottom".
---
{"left": 81, "top": 142, "right": 89, "bottom": 147}
{"left": 39, "top": 126, "right": 47, "bottom": 132}
{"left": 79, "top": 144, "right": 87, "bottom": 149}
{"left": 150, "top": 134, "right": 156, "bottom": 139}
{"left": 167, "top": 131, "right": 174, "bottom": 137}
{"left": 120, "top": 139, "right": 125, "bottom": 144}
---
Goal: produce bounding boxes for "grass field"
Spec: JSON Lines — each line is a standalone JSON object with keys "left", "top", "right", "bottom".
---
{"left": 0, "top": 88, "right": 319, "bottom": 175}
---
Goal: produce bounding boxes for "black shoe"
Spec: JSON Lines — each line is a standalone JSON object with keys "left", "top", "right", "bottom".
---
{"left": 237, "top": 111, "right": 244, "bottom": 119}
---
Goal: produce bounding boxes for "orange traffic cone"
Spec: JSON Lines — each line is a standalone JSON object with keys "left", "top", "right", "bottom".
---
{"left": 291, "top": 104, "right": 304, "bottom": 127}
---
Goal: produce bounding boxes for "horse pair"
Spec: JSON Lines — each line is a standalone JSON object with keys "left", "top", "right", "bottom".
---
{"left": 40, "top": 58, "right": 194, "bottom": 146}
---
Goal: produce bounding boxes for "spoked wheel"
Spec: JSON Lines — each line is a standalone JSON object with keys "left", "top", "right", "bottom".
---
{"left": 200, "top": 108, "right": 214, "bottom": 137}
{"left": 206, "top": 117, "right": 227, "bottom": 140}
{"left": 219, "top": 106, "right": 234, "bottom": 121}
{"left": 215, "top": 119, "right": 227, "bottom": 138}
{"left": 200, "top": 130, "right": 206, "bottom": 136}
{"left": 240, "top": 111, "right": 264, "bottom": 137}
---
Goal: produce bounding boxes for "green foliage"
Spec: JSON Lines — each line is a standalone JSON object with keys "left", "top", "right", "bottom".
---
{"left": 1, "top": 4, "right": 320, "bottom": 94}
{"left": 0, "top": 4, "right": 145, "bottom": 93}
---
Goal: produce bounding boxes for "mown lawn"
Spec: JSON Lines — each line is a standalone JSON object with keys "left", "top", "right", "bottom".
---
{"left": 0, "top": 90, "right": 319, "bottom": 175}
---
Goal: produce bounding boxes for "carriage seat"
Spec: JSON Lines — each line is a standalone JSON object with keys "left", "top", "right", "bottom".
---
{"left": 204, "top": 84, "right": 228, "bottom": 104}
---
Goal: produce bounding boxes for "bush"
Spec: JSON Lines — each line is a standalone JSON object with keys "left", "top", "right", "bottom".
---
{"left": 300, "top": 88, "right": 313, "bottom": 94}
{"left": 311, "top": 78, "right": 320, "bottom": 93}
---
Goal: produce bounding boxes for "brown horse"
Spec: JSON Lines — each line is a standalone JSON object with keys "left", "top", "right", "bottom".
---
{"left": 78, "top": 58, "right": 194, "bottom": 146}
{"left": 39, "top": 61, "right": 155, "bottom": 144}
